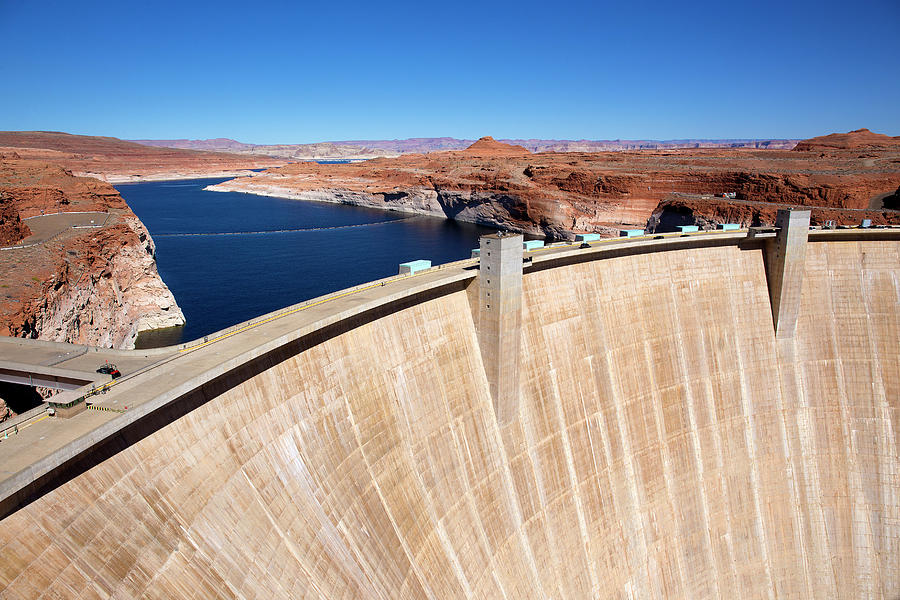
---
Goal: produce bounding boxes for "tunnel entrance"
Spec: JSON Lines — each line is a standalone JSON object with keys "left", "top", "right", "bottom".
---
{"left": 0, "top": 381, "right": 44, "bottom": 417}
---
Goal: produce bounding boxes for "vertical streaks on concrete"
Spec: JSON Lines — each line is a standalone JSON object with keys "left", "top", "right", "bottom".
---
{"left": 0, "top": 239, "right": 897, "bottom": 598}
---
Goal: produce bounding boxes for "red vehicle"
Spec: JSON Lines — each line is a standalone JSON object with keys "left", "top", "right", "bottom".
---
{"left": 96, "top": 362, "right": 121, "bottom": 379}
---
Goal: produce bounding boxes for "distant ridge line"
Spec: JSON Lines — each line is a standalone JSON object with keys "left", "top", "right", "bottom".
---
{"left": 130, "top": 136, "right": 799, "bottom": 159}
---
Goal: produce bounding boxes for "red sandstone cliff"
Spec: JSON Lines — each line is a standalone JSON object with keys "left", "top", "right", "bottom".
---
{"left": 0, "top": 159, "right": 184, "bottom": 349}
{"left": 0, "top": 194, "right": 30, "bottom": 246}
{"left": 208, "top": 132, "right": 900, "bottom": 238}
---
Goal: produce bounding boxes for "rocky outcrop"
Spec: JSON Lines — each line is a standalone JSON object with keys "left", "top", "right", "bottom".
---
{"left": 793, "top": 128, "right": 900, "bottom": 151}
{"left": 209, "top": 131, "right": 900, "bottom": 239}
{"left": 0, "top": 159, "right": 126, "bottom": 217}
{"left": 0, "top": 159, "right": 184, "bottom": 349}
{"left": 206, "top": 178, "right": 574, "bottom": 238}
{"left": 460, "top": 136, "right": 530, "bottom": 156}
{"left": 0, "top": 193, "right": 30, "bottom": 246}
{"left": 205, "top": 180, "right": 564, "bottom": 235}
{"left": 6, "top": 217, "right": 185, "bottom": 348}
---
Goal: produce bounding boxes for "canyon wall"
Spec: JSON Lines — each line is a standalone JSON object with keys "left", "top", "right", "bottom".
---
{"left": 0, "top": 159, "right": 184, "bottom": 350}
{"left": 5, "top": 216, "right": 184, "bottom": 349}
{"left": 0, "top": 238, "right": 896, "bottom": 598}
{"left": 209, "top": 134, "right": 900, "bottom": 238}
{"left": 205, "top": 179, "right": 565, "bottom": 236}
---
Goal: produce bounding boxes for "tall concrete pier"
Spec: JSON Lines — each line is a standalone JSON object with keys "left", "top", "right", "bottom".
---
{"left": 475, "top": 232, "right": 523, "bottom": 424}
{"left": 767, "top": 208, "right": 811, "bottom": 338}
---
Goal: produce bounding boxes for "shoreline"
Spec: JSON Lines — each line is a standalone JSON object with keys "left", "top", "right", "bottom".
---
{"left": 204, "top": 180, "right": 446, "bottom": 218}
{"left": 75, "top": 169, "right": 266, "bottom": 184}
{"left": 203, "top": 179, "right": 550, "bottom": 237}
{"left": 76, "top": 160, "right": 377, "bottom": 185}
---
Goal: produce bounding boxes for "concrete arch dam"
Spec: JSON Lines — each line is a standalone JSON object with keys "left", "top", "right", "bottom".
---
{"left": 0, "top": 221, "right": 897, "bottom": 598}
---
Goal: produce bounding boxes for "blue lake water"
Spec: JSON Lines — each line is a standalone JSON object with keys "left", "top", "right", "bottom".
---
{"left": 116, "top": 177, "right": 496, "bottom": 347}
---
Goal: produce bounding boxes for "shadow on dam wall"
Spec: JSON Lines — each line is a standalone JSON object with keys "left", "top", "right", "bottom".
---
{"left": 0, "top": 238, "right": 897, "bottom": 598}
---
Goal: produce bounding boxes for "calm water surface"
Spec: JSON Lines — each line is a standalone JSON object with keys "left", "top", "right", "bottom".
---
{"left": 116, "top": 178, "right": 495, "bottom": 347}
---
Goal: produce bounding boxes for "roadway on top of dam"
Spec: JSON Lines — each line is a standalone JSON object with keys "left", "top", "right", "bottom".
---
{"left": 0, "top": 226, "right": 896, "bottom": 516}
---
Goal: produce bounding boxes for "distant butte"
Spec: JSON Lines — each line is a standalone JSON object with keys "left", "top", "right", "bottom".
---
{"left": 459, "top": 136, "right": 531, "bottom": 157}
{"left": 793, "top": 128, "right": 900, "bottom": 151}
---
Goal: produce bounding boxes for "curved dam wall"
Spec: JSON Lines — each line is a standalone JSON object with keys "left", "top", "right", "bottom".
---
{"left": 0, "top": 237, "right": 897, "bottom": 598}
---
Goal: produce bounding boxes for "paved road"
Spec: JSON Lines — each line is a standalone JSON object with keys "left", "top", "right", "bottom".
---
{"left": 4, "top": 212, "right": 109, "bottom": 248}
{"left": 0, "top": 260, "right": 478, "bottom": 500}
{"left": 0, "top": 229, "right": 743, "bottom": 492}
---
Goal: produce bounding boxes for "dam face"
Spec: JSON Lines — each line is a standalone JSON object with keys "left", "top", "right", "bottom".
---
{"left": 0, "top": 234, "right": 897, "bottom": 598}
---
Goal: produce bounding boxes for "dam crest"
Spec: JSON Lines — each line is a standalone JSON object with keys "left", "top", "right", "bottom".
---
{"left": 0, "top": 216, "right": 898, "bottom": 598}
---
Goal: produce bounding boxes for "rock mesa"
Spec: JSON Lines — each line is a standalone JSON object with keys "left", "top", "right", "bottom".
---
{"left": 208, "top": 130, "right": 900, "bottom": 238}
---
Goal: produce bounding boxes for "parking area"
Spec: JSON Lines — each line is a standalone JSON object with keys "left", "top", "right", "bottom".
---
{"left": 5, "top": 212, "right": 110, "bottom": 248}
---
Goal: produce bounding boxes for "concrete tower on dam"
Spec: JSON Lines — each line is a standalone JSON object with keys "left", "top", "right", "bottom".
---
{"left": 0, "top": 216, "right": 898, "bottom": 599}
{"left": 473, "top": 232, "right": 524, "bottom": 425}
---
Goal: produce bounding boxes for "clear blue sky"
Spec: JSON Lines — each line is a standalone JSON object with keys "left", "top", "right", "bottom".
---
{"left": 1, "top": 0, "right": 897, "bottom": 143}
